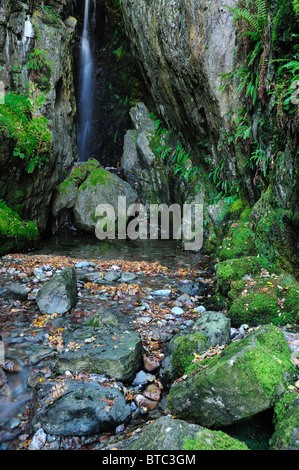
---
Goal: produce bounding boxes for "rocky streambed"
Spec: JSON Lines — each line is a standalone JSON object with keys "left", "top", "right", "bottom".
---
{"left": 0, "top": 234, "right": 298, "bottom": 451}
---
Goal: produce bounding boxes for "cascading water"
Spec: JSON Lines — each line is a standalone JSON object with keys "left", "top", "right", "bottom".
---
{"left": 76, "top": 0, "right": 97, "bottom": 162}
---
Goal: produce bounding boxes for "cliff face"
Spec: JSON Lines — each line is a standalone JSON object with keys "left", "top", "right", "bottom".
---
{"left": 121, "top": 0, "right": 299, "bottom": 274}
{"left": 0, "top": 0, "right": 78, "bottom": 232}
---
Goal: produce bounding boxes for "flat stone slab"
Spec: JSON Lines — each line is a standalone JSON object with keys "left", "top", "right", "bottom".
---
{"left": 55, "top": 324, "right": 143, "bottom": 383}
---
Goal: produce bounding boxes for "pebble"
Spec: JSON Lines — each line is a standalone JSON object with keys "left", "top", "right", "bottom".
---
{"left": 151, "top": 289, "right": 171, "bottom": 296}
{"left": 171, "top": 307, "right": 184, "bottom": 316}
{"left": 193, "top": 305, "right": 206, "bottom": 313}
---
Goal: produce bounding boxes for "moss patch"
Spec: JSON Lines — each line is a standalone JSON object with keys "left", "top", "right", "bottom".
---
{"left": 171, "top": 332, "right": 208, "bottom": 380}
{"left": 270, "top": 391, "right": 299, "bottom": 450}
{"left": 0, "top": 201, "right": 39, "bottom": 256}
{"left": 215, "top": 256, "right": 264, "bottom": 294}
{"left": 183, "top": 428, "right": 249, "bottom": 450}
{"left": 228, "top": 275, "right": 299, "bottom": 327}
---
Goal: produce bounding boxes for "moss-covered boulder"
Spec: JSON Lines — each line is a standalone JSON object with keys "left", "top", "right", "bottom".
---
{"left": 0, "top": 201, "right": 39, "bottom": 256}
{"left": 215, "top": 256, "right": 264, "bottom": 295}
{"left": 124, "top": 416, "right": 249, "bottom": 450}
{"left": 166, "top": 324, "right": 297, "bottom": 429}
{"left": 228, "top": 275, "right": 299, "bottom": 327}
{"left": 160, "top": 312, "right": 231, "bottom": 384}
{"left": 51, "top": 159, "right": 100, "bottom": 218}
{"left": 270, "top": 392, "right": 299, "bottom": 450}
{"left": 73, "top": 167, "right": 138, "bottom": 233}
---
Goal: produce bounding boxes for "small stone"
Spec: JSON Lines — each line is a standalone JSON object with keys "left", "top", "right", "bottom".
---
{"left": 151, "top": 289, "right": 171, "bottom": 296}
{"left": 132, "top": 370, "right": 148, "bottom": 387}
{"left": 171, "top": 307, "right": 184, "bottom": 316}
{"left": 135, "top": 394, "right": 158, "bottom": 411}
{"left": 28, "top": 428, "right": 47, "bottom": 450}
{"left": 193, "top": 306, "right": 206, "bottom": 313}
{"left": 143, "top": 356, "right": 160, "bottom": 372}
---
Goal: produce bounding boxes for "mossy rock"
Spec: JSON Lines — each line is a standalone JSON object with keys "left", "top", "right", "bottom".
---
{"left": 162, "top": 312, "right": 231, "bottom": 384}
{"left": 270, "top": 391, "right": 299, "bottom": 450}
{"left": 215, "top": 256, "right": 264, "bottom": 295}
{"left": 170, "top": 331, "right": 208, "bottom": 381}
{"left": 228, "top": 276, "right": 299, "bottom": 327}
{"left": 0, "top": 201, "right": 39, "bottom": 256}
{"left": 124, "top": 416, "right": 249, "bottom": 450}
{"left": 166, "top": 324, "right": 297, "bottom": 429}
{"left": 219, "top": 219, "right": 256, "bottom": 261}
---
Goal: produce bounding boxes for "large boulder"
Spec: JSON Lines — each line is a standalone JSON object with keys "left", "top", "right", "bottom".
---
{"left": 124, "top": 416, "right": 249, "bottom": 450}
{"left": 36, "top": 266, "right": 77, "bottom": 315}
{"left": 31, "top": 378, "right": 131, "bottom": 436}
{"left": 160, "top": 311, "right": 231, "bottom": 384}
{"left": 166, "top": 324, "right": 297, "bottom": 428}
{"left": 73, "top": 167, "right": 138, "bottom": 233}
{"left": 55, "top": 321, "right": 143, "bottom": 383}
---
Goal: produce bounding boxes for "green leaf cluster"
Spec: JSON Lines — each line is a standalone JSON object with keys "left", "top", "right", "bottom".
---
{"left": 0, "top": 93, "right": 52, "bottom": 173}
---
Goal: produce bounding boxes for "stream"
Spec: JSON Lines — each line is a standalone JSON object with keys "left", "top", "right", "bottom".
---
{"left": 0, "top": 232, "right": 210, "bottom": 450}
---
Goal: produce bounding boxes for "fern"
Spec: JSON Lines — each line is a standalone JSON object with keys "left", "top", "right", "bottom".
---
{"left": 0, "top": 93, "right": 52, "bottom": 173}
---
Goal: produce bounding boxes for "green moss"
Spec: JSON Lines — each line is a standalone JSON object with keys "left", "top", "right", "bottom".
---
{"left": 284, "top": 285, "right": 299, "bottom": 324}
{"left": 270, "top": 392, "right": 299, "bottom": 450}
{"left": 219, "top": 220, "right": 256, "bottom": 261}
{"left": 215, "top": 256, "right": 263, "bottom": 294}
{"left": 171, "top": 332, "right": 208, "bottom": 380}
{"left": 184, "top": 429, "right": 249, "bottom": 450}
{"left": 228, "top": 277, "right": 297, "bottom": 327}
{"left": 167, "top": 325, "right": 296, "bottom": 427}
{"left": 80, "top": 168, "right": 112, "bottom": 192}
{"left": 0, "top": 201, "right": 39, "bottom": 256}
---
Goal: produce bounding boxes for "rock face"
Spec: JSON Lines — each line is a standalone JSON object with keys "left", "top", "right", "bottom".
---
{"left": 31, "top": 378, "right": 131, "bottom": 436}
{"left": 166, "top": 324, "right": 297, "bottom": 428}
{"left": 36, "top": 266, "right": 77, "bottom": 315}
{"left": 121, "top": 0, "right": 237, "bottom": 184}
{"left": 121, "top": 102, "right": 172, "bottom": 205}
{"left": 0, "top": 0, "right": 78, "bottom": 232}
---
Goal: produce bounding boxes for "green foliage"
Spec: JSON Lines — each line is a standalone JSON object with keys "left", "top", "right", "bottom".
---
{"left": 149, "top": 113, "right": 201, "bottom": 184}
{"left": 38, "top": 3, "right": 62, "bottom": 27}
{"left": 26, "top": 49, "right": 52, "bottom": 92}
{"left": 294, "top": 0, "right": 299, "bottom": 19}
{"left": 0, "top": 200, "right": 39, "bottom": 256}
{"left": 0, "top": 93, "right": 52, "bottom": 173}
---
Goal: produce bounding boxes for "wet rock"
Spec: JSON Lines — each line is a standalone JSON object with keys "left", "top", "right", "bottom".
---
{"left": 36, "top": 266, "right": 77, "bottom": 315}
{"left": 31, "top": 379, "right": 131, "bottom": 436}
{"left": 132, "top": 370, "right": 148, "bottom": 387}
{"left": 120, "top": 272, "right": 137, "bottom": 283}
{"left": 55, "top": 323, "right": 143, "bottom": 383}
{"left": 104, "top": 271, "right": 121, "bottom": 282}
{"left": 123, "top": 416, "right": 249, "bottom": 450}
{"left": 151, "top": 289, "right": 171, "bottom": 296}
{"left": 28, "top": 428, "right": 47, "bottom": 450}
{"left": 0, "top": 282, "right": 28, "bottom": 301}
{"left": 167, "top": 325, "right": 297, "bottom": 428}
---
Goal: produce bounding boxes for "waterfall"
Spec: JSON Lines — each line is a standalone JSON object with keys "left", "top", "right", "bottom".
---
{"left": 77, "top": 0, "right": 97, "bottom": 162}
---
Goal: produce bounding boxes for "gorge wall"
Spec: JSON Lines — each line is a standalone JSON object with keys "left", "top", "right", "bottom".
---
{"left": 120, "top": 0, "right": 299, "bottom": 275}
